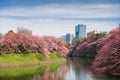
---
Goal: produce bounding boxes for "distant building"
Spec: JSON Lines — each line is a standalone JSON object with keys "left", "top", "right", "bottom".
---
{"left": 65, "top": 33, "right": 74, "bottom": 43}
{"left": 61, "top": 33, "right": 74, "bottom": 43}
{"left": 87, "top": 30, "right": 100, "bottom": 38}
{"left": 75, "top": 24, "right": 86, "bottom": 38}
{"left": 61, "top": 35, "right": 66, "bottom": 41}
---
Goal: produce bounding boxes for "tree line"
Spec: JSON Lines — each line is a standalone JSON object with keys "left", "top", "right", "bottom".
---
{"left": 0, "top": 27, "right": 69, "bottom": 57}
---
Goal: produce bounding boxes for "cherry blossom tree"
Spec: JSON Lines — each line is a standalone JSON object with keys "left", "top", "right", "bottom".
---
{"left": 0, "top": 32, "right": 69, "bottom": 56}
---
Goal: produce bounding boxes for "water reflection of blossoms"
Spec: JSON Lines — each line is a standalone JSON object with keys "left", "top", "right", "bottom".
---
{"left": 33, "top": 64, "right": 68, "bottom": 80}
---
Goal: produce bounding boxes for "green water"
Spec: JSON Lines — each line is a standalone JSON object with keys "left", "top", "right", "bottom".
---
{"left": 0, "top": 58, "right": 120, "bottom": 80}
{"left": 0, "top": 63, "right": 63, "bottom": 80}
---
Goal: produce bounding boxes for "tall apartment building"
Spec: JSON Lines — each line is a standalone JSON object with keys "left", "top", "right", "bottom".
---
{"left": 75, "top": 24, "right": 86, "bottom": 38}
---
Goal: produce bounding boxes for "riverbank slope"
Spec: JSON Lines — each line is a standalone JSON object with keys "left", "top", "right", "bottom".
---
{"left": 0, "top": 53, "right": 65, "bottom": 69}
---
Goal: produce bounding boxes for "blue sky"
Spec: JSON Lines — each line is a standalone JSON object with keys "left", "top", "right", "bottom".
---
{"left": 0, "top": 0, "right": 120, "bottom": 37}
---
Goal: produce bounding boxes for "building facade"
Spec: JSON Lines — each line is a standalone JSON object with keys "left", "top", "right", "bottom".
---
{"left": 65, "top": 33, "right": 74, "bottom": 43}
{"left": 75, "top": 24, "right": 86, "bottom": 38}
{"left": 87, "top": 30, "right": 100, "bottom": 38}
{"left": 61, "top": 33, "right": 74, "bottom": 43}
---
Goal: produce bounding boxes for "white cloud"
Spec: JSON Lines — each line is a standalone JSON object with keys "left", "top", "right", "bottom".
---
{"left": 0, "top": 17, "right": 118, "bottom": 37}
{"left": 0, "top": 3, "right": 120, "bottom": 18}
{"left": 0, "top": 3, "right": 119, "bottom": 37}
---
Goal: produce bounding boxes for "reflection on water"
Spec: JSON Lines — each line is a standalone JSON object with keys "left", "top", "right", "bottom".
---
{"left": 0, "top": 58, "right": 120, "bottom": 80}
{"left": 66, "top": 58, "right": 93, "bottom": 80}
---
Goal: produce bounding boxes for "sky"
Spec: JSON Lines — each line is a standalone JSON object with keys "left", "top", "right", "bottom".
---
{"left": 0, "top": 0, "right": 120, "bottom": 37}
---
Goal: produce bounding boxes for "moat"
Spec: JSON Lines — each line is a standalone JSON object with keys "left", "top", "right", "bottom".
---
{"left": 0, "top": 58, "right": 119, "bottom": 80}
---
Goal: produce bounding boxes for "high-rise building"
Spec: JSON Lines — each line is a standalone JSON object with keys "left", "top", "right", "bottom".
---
{"left": 75, "top": 24, "right": 86, "bottom": 38}
{"left": 60, "top": 33, "right": 74, "bottom": 43}
{"left": 65, "top": 33, "right": 74, "bottom": 43}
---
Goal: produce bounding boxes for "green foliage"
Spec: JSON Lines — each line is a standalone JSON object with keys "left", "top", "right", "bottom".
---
{"left": 66, "top": 41, "right": 71, "bottom": 47}
{"left": 72, "top": 38, "right": 81, "bottom": 44}
{"left": 0, "top": 53, "right": 65, "bottom": 65}
{"left": 35, "top": 53, "right": 46, "bottom": 61}
{"left": 49, "top": 52, "right": 64, "bottom": 60}
{"left": 0, "top": 54, "right": 37, "bottom": 64}
{"left": 8, "top": 30, "right": 14, "bottom": 34}
{"left": 88, "top": 32, "right": 106, "bottom": 41}
{"left": 0, "top": 33, "right": 2, "bottom": 40}
{"left": 73, "top": 32, "right": 106, "bottom": 44}
{"left": 73, "top": 37, "right": 88, "bottom": 45}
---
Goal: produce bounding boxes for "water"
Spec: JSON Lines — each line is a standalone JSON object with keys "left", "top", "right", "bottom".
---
{"left": 0, "top": 58, "right": 119, "bottom": 80}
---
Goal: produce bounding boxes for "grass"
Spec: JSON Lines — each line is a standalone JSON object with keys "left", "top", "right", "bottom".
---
{"left": 0, "top": 63, "right": 64, "bottom": 80}
{"left": 0, "top": 53, "right": 65, "bottom": 65}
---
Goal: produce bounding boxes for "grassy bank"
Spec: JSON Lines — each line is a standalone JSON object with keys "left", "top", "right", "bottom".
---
{"left": 0, "top": 53, "right": 65, "bottom": 66}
